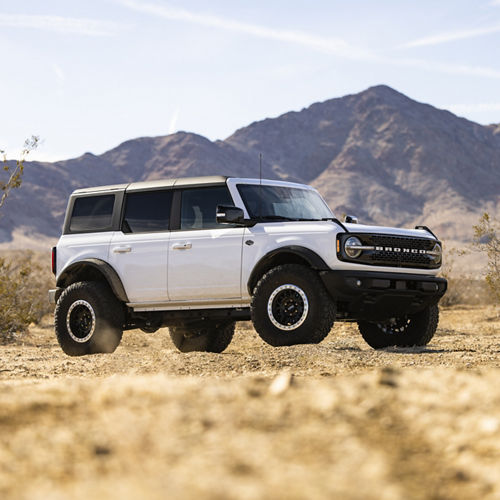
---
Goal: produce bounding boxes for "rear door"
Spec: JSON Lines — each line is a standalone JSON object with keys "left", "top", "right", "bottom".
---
{"left": 108, "top": 189, "right": 172, "bottom": 303}
{"left": 167, "top": 185, "right": 244, "bottom": 300}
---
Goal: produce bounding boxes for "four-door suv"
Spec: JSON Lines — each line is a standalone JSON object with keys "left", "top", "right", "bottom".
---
{"left": 49, "top": 176, "right": 447, "bottom": 356}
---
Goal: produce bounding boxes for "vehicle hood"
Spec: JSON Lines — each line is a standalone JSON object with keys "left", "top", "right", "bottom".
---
{"left": 342, "top": 223, "right": 437, "bottom": 240}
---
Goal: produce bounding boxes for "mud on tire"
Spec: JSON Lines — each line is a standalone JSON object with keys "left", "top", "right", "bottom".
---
{"left": 55, "top": 281, "right": 124, "bottom": 356}
{"left": 251, "top": 264, "right": 335, "bottom": 347}
{"left": 169, "top": 321, "right": 235, "bottom": 353}
{"left": 357, "top": 304, "right": 439, "bottom": 349}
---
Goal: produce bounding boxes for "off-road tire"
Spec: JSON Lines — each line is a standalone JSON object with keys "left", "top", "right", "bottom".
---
{"left": 357, "top": 304, "right": 439, "bottom": 349}
{"left": 169, "top": 321, "right": 235, "bottom": 353}
{"left": 55, "top": 281, "right": 124, "bottom": 356}
{"left": 251, "top": 264, "right": 335, "bottom": 347}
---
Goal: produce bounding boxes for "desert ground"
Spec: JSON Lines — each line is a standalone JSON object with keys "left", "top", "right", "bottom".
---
{"left": 1, "top": 306, "right": 499, "bottom": 500}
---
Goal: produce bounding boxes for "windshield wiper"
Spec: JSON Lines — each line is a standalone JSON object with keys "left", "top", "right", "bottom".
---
{"left": 256, "top": 215, "right": 326, "bottom": 222}
{"left": 256, "top": 215, "right": 297, "bottom": 221}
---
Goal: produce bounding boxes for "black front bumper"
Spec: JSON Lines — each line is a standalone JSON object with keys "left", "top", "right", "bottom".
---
{"left": 320, "top": 270, "right": 447, "bottom": 321}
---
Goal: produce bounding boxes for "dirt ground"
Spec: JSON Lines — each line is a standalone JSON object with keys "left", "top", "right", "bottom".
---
{"left": 1, "top": 306, "right": 499, "bottom": 500}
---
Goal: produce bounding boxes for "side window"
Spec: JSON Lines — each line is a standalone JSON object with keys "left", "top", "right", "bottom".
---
{"left": 180, "top": 186, "right": 234, "bottom": 230}
{"left": 122, "top": 190, "right": 173, "bottom": 233}
{"left": 69, "top": 195, "right": 115, "bottom": 232}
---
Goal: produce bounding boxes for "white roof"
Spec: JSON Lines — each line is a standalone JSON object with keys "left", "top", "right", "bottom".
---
{"left": 72, "top": 175, "right": 312, "bottom": 195}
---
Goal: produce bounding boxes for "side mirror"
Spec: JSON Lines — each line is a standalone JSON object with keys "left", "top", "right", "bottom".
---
{"left": 344, "top": 214, "right": 358, "bottom": 224}
{"left": 216, "top": 205, "right": 246, "bottom": 225}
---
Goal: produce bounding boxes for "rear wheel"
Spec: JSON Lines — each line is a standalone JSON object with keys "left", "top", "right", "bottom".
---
{"left": 55, "top": 281, "right": 124, "bottom": 356}
{"left": 169, "top": 321, "right": 235, "bottom": 353}
{"left": 251, "top": 264, "right": 335, "bottom": 347}
{"left": 357, "top": 304, "right": 439, "bottom": 349}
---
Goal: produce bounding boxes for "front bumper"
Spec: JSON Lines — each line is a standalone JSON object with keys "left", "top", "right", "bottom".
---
{"left": 320, "top": 270, "right": 447, "bottom": 321}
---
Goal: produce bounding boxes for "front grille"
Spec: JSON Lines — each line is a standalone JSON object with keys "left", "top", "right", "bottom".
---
{"left": 338, "top": 233, "right": 440, "bottom": 269}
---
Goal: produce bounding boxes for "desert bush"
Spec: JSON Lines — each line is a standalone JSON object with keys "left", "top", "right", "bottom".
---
{"left": 1, "top": 136, "right": 39, "bottom": 210}
{"left": 439, "top": 247, "right": 460, "bottom": 306}
{"left": 472, "top": 213, "right": 500, "bottom": 305}
{"left": 0, "top": 251, "right": 54, "bottom": 342}
{"left": 439, "top": 246, "right": 494, "bottom": 306}
{"left": 440, "top": 278, "right": 493, "bottom": 307}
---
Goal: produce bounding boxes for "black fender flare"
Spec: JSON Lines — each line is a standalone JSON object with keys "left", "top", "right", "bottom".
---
{"left": 247, "top": 245, "right": 329, "bottom": 294}
{"left": 56, "top": 258, "right": 129, "bottom": 302}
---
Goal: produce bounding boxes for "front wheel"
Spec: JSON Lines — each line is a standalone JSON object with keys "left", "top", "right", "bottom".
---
{"left": 54, "top": 281, "right": 124, "bottom": 356}
{"left": 357, "top": 304, "right": 439, "bottom": 349}
{"left": 251, "top": 264, "right": 335, "bottom": 347}
{"left": 169, "top": 321, "right": 235, "bottom": 353}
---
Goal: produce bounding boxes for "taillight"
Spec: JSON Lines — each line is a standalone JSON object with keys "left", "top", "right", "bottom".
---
{"left": 51, "top": 247, "right": 57, "bottom": 275}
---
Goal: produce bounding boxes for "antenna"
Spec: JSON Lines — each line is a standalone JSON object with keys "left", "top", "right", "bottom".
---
{"left": 259, "top": 153, "right": 263, "bottom": 219}
{"left": 259, "top": 153, "right": 262, "bottom": 184}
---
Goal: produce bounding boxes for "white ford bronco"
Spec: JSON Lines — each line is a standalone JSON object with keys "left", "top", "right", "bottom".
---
{"left": 49, "top": 176, "right": 447, "bottom": 356}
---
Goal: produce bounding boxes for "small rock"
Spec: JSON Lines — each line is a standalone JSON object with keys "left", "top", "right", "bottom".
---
{"left": 479, "top": 417, "right": 499, "bottom": 434}
{"left": 94, "top": 445, "right": 112, "bottom": 456}
{"left": 269, "top": 371, "right": 294, "bottom": 395}
{"left": 378, "top": 366, "right": 399, "bottom": 387}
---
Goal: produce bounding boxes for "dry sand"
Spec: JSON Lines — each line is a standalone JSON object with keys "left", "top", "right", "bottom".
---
{"left": 1, "top": 306, "right": 499, "bottom": 499}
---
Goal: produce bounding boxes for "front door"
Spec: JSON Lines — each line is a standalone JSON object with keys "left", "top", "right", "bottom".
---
{"left": 168, "top": 185, "right": 244, "bottom": 301}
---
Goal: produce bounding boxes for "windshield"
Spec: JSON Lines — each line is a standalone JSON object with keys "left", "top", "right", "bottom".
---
{"left": 237, "top": 184, "right": 333, "bottom": 221}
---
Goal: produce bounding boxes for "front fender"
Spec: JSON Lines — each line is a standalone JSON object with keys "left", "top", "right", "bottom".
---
{"left": 247, "top": 245, "right": 329, "bottom": 294}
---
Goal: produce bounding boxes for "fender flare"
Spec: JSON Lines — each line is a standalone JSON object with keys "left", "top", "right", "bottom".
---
{"left": 247, "top": 245, "right": 329, "bottom": 294}
{"left": 57, "top": 258, "right": 129, "bottom": 302}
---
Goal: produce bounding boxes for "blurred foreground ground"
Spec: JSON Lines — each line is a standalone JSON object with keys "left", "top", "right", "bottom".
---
{"left": 1, "top": 306, "right": 499, "bottom": 499}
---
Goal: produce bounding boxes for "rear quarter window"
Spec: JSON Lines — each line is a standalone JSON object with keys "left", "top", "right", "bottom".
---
{"left": 69, "top": 195, "right": 115, "bottom": 232}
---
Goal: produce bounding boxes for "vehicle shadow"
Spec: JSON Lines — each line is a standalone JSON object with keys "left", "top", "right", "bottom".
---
{"left": 381, "top": 346, "right": 477, "bottom": 354}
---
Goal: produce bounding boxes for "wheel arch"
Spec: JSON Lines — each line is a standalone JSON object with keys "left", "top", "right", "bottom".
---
{"left": 247, "top": 246, "right": 329, "bottom": 294}
{"left": 56, "top": 259, "right": 129, "bottom": 302}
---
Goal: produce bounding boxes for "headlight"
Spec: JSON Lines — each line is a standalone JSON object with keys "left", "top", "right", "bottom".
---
{"left": 428, "top": 243, "right": 442, "bottom": 265}
{"left": 344, "top": 236, "right": 363, "bottom": 258}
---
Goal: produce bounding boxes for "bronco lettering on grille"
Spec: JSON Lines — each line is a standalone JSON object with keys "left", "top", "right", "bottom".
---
{"left": 375, "top": 246, "right": 427, "bottom": 254}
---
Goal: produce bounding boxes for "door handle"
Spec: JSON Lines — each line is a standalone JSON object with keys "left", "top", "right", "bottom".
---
{"left": 113, "top": 246, "right": 132, "bottom": 253}
{"left": 172, "top": 242, "right": 192, "bottom": 250}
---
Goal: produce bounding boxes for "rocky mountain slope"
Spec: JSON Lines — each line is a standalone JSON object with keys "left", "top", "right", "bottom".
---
{"left": 1, "top": 85, "right": 499, "bottom": 248}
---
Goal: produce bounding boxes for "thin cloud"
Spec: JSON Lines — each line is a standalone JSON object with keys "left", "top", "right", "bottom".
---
{"left": 168, "top": 107, "right": 180, "bottom": 134}
{"left": 52, "top": 63, "right": 65, "bottom": 82}
{"left": 447, "top": 102, "right": 500, "bottom": 114}
{"left": 117, "top": 0, "right": 500, "bottom": 79}
{"left": 0, "top": 13, "right": 122, "bottom": 37}
{"left": 117, "top": 0, "right": 371, "bottom": 61}
{"left": 388, "top": 57, "right": 500, "bottom": 79}
{"left": 402, "top": 24, "right": 500, "bottom": 48}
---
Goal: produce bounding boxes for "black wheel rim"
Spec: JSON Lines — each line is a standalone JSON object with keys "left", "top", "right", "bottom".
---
{"left": 67, "top": 300, "right": 95, "bottom": 343}
{"left": 377, "top": 317, "right": 410, "bottom": 335}
{"left": 267, "top": 284, "right": 309, "bottom": 331}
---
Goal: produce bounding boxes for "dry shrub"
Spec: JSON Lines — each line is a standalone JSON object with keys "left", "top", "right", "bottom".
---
{"left": 473, "top": 213, "right": 500, "bottom": 304}
{"left": 439, "top": 246, "right": 495, "bottom": 306}
{"left": 440, "top": 278, "right": 493, "bottom": 307}
{"left": 0, "top": 250, "right": 54, "bottom": 342}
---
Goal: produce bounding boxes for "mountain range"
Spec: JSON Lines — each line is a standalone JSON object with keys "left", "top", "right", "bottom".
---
{"left": 1, "top": 85, "right": 499, "bottom": 249}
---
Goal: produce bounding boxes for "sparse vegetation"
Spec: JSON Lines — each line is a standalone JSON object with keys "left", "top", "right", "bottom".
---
{"left": 439, "top": 246, "right": 493, "bottom": 306}
{"left": 0, "top": 137, "right": 47, "bottom": 341}
{"left": 473, "top": 213, "right": 500, "bottom": 304}
{"left": 0, "top": 135, "right": 39, "bottom": 210}
{"left": 0, "top": 251, "right": 53, "bottom": 342}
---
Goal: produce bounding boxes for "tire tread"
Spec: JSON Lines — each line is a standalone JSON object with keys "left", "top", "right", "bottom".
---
{"left": 55, "top": 281, "right": 123, "bottom": 356}
{"left": 251, "top": 264, "right": 335, "bottom": 347}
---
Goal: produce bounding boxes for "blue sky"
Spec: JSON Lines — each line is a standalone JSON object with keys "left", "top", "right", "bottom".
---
{"left": 1, "top": 0, "right": 500, "bottom": 161}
